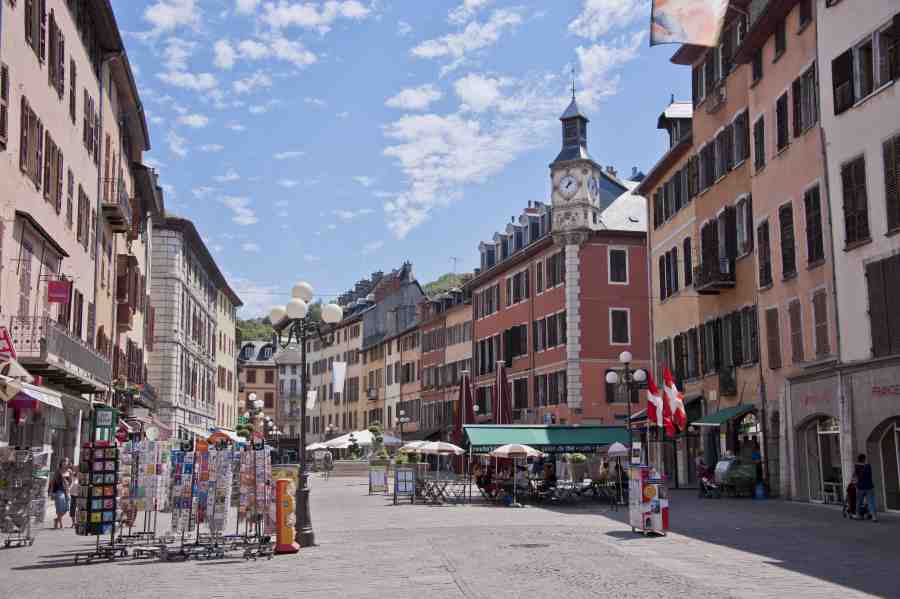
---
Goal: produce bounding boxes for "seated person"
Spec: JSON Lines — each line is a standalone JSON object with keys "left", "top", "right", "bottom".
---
{"left": 542, "top": 463, "right": 557, "bottom": 489}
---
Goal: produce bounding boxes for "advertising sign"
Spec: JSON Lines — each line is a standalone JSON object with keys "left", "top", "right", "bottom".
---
{"left": 393, "top": 467, "right": 416, "bottom": 505}
{"left": 0, "top": 326, "right": 17, "bottom": 361}
{"left": 47, "top": 280, "right": 72, "bottom": 304}
{"left": 368, "top": 465, "right": 388, "bottom": 495}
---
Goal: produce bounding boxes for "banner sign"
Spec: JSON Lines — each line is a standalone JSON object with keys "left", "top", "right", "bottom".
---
{"left": 0, "top": 326, "right": 17, "bottom": 360}
{"left": 650, "top": 0, "right": 729, "bottom": 47}
{"left": 47, "top": 280, "right": 72, "bottom": 304}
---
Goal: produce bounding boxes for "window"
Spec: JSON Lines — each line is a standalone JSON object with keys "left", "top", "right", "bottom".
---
{"left": 774, "top": 18, "right": 786, "bottom": 59}
{"left": 734, "top": 111, "right": 749, "bottom": 164}
{"left": 776, "top": 93, "right": 790, "bottom": 152}
{"left": 719, "top": 24, "right": 734, "bottom": 77}
{"left": 0, "top": 64, "right": 8, "bottom": 150}
{"left": 752, "top": 48, "right": 763, "bottom": 83}
{"left": 812, "top": 290, "right": 830, "bottom": 357}
{"left": 535, "top": 261, "right": 544, "bottom": 292}
{"left": 609, "top": 248, "right": 628, "bottom": 284}
{"left": 757, "top": 221, "right": 773, "bottom": 287}
{"left": 788, "top": 300, "right": 804, "bottom": 363}
{"left": 692, "top": 62, "right": 706, "bottom": 105}
{"left": 545, "top": 252, "right": 565, "bottom": 288}
{"left": 840, "top": 156, "right": 870, "bottom": 245}
{"left": 799, "top": 0, "right": 812, "bottom": 28}
{"left": 658, "top": 255, "right": 666, "bottom": 301}
{"left": 792, "top": 65, "right": 818, "bottom": 136}
{"left": 856, "top": 37, "right": 875, "bottom": 99}
{"left": 865, "top": 254, "right": 900, "bottom": 358}
{"left": 753, "top": 117, "right": 766, "bottom": 171}
{"left": 683, "top": 237, "right": 693, "bottom": 287}
{"left": 883, "top": 133, "right": 900, "bottom": 232}
{"left": 735, "top": 196, "right": 753, "bottom": 256}
{"left": 765, "top": 308, "right": 782, "bottom": 369}
{"left": 605, "top": 369, "right": 637, "bottom": 404}
{"left": 247, "top": 369, "right": 257, "bottom": 383}
{"left": 69, "top": 60, "right": 76, "bottom": 123}
{"left": 875, "top": 19, "right": 897, "bottom": 87}
{"left": 610, "top": 309, "right": 630, "bottom": 345}
{"left": 47, "top": 11, "right": 65, "bottom": 98}
{"left": 832, "top": 49, "right": 855, "bottom": 114}
{"left": 804, "top": 185, "right": 825, "bottom": 263}
{"left": 779, "top": 203, "right": 797, "bottom": 277}
{"left": 264, "top": 392, "right": 274, "bottom": 408}
{"left": 24, "top": 0, "right": 46, "bottom": 61}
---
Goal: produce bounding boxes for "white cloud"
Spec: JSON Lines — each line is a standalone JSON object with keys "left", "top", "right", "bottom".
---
{"left": 411, "top": 9, "right": 522, "bottom": 74}
{"left": 166, "top": 130, "right": 188, "bottom": 157}
{"left": 193, "top": 186, "right": 215, "bottom": 198}
{"left": 161, "top": 183, "right": 177, "bottom": 199}
{"left": 576, "top": 32, "right": 645, "bottom": 106}
{"left": 397, "top": 21, "right": 412, "bottom": 36}
{"left": 333, "top": 208, "right": 374, "bottom": 220}
{"left": 242, "top": 242, "right": 261, "bottom": 253}
{"left": 230, "top": 276, "right": 283, "bottom": 317}
{"left": 278, "top": 179, "right": 301, "bottom": 188}
{"left": 569, "top": 0, "right": 646, "bottom": 41}
{"left": 362, "top": 240, "right": 383, "bottom": 254}
{"left": 178, "top": 113, "right": 209, "bottom": 128}
{"left": 224, "top": 37, "right": 317, "bottom": 69}
{"left": 268, "top": 37, "right": 317, "bottom": 68}
{"left": 235, "top": 0, "right": 261, "bottom": 15}
{"left": 149, "top": 114, "right": 164, "bottom": 125}
{"left": 213, "top": 39, "right": 236, "bottom": 69}
{"left": 212, "top": 244, "right": 224, "bottom": 253}
{"left": 214, "top": 169, "right": 241, "bottom": 183}
{"left": 144, "top": 157, "right": 166, "bottom": 169}
{"left": 233, "top": 71, "right": 273, "bottom": 94}
{"left": 158, "top": 70, "right": 218, "bottom": 91}
{"left": 162, "top": 38, "right": 195, "bottom": 71}
{"left": 143, "top": 0, "right": 201, "bottom": 35}
{"left": 386, "top": 84, "right": 442, "bottom": 111}
{"left": 220, "top": 196, "right": 258, "bottom": 225}
{"left": 261, "top": 0, "right": 371, "bottom": 34}
{"left": 454, "top": 73, "right": 508, "bottom": 112}
{"left": 227, "top": 122, "right": 246, "bottom": 131}
{"left": 353, "top": 176, "right": 375, "bottom": 187}
{"left": 200, "top": 143, "right": 224, "bottom": 152}
{"left": 304, "top": 97, "right": 326, "bottom": 107}
{"left": 337, "top": 111, "right": 350, "bottom": 119}
{"left": 303, "top": 254, "right": 320, "bottom": 263}
{"left": 274, "top": 150, "right": 304, "bottom": 160}
{"left": 448, "top": 0, "right": 492, "bottom": 25}
{"left": 238, "top": 39, "right": 269, "bottom": 59}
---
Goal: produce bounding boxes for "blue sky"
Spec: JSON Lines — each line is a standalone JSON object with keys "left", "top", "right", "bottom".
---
{"left": 112, "top": 0, "right": 689, "bottom": 317}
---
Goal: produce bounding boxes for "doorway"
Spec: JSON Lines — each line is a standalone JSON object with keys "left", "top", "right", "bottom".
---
{"left": 880, "top": 421, "right": 899, "bottom": 511}
{"left": 799, "top": 416, "right": 842, "bottom": 504}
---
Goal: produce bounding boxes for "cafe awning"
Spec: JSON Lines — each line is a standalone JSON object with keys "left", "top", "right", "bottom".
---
{"left": 692, "top": 405, "right": 755, "bottom": 427}
{"left": 463, "top": 425, "right": 629, "bottom": 453}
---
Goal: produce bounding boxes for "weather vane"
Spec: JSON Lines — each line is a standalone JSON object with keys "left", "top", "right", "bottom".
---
{"left": 571, "top": 66, "right": 576, "bottom": 100}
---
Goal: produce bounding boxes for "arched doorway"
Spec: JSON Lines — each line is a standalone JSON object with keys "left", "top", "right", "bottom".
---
{"left": 798, "top": 416, "right": 842, "bottom": 504}
{"left": 879, "top": 420, "right": 900, "bottom": 512}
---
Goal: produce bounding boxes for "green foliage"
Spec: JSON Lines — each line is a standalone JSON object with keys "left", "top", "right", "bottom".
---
{"left": 424, "top": 273, "right": 466, "bottom": 297}
{"left": 569, "top": 453, "right": 588, "bottom": 464}
{"left": 237, "top": 318, "right": 274, "bottom": 342}
{"left": 236, "top": 423, "right": 254, "bottom": 439}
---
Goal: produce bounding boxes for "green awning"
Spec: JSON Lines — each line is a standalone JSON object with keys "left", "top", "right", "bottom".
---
{"left": 463, "top": 425, "right": 630, "bottom": 454}
{"left": 693, "top": 405, "right": 755, "bottom": 427}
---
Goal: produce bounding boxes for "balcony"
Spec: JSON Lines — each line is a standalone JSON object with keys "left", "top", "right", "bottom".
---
{"left": 7, "top": 316, "right": 111, "bottom": 394}
{"left": 101, "top": 178, "right": 133, "bottom": 233}
{"left": 694, "top": 257, "right": 736, "bottom": 294}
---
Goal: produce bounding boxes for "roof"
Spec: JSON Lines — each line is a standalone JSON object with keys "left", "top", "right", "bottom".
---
{"left": 464, "top": 425, "right": 630, "bottom": 453}
{"left": 657, "top": 101, "right": 693, "bottom": 128}
{"left": 560, "top": 96, "right": 588, "bottom": 121}
{"left": 597, "top": 181, "right": 647, "bottom": 232}
{"left": 693, "top": 405, "right": 756, "bottom": 427}
{"left": 15, "top": 211, "right": 69, "bottom": 258}
{"left": 634, "top": 133, "right": 693, "bottom": 196}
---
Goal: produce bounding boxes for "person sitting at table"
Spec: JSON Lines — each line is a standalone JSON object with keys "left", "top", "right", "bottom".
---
{"left": 542, "top": 463, "right": 557, "bottom": 489}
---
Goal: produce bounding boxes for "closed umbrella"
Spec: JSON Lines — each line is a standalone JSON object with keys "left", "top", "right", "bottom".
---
{"left": 490, "top": 444, "right": 543, "bottom": 507}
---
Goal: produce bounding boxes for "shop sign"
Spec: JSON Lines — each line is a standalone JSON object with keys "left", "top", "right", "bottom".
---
{"left": 47, "top": 280, "right": 72, "bottom": 304}
{"left": 0, "top": 326, "right": 17, "bottom": 360}
{"left": 872, "top": 385, "right": 900, "bottom": 398}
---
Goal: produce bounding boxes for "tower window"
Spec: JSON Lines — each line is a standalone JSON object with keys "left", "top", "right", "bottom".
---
{"left": 564, "top": 121, "right": 579, "bottom": 144}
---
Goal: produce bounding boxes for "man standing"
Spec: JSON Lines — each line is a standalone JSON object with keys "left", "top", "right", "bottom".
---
{"left": 855, "top": 454, "right": 878, "bottom": 522}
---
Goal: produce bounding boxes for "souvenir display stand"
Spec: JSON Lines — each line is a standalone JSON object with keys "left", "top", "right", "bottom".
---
{"left": 0, "top": 447, "right": 49, "bottom": 547}
{"left": 73, "top": 440, "right": 129, "bottom": 563}
{"left": 117, "top": 440, "right": 172, "bottom": 546}
{"left": 236, "top": 441, "right": 275, "bottom": 560}
{"left": 628, "top": 464, "right": 669, "bottom": 537}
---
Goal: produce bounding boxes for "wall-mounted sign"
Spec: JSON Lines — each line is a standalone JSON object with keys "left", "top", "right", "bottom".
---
{"left": 47, "top": 280, "right": 72, "bottom": 304}
{"left": 0, "top": 326, "right": 17, "bottom": 361}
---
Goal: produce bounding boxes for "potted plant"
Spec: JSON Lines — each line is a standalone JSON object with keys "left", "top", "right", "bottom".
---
{"left": 569, "top": 453, "right": 589, "bottom": 482}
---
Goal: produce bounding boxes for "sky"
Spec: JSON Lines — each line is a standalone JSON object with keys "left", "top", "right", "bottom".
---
{"left": 111, "top": 0, "right": 689, "bottom": 317}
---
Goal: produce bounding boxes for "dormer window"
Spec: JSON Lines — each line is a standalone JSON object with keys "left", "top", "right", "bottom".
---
{"left": 515, "top": 229, "right": 524, "bottom": 251}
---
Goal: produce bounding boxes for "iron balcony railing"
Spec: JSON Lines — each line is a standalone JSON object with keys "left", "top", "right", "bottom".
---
{"left": 694, "top": 257, "right": 736, "bottom": 292}
{"left": 101, "top": 178, "right": 133, "bottom": 233}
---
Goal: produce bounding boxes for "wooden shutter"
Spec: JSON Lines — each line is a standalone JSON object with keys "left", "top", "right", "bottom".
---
{"left": 892, "top": 14, "right": 900, "bottom": 81}
{"left": 42, "top": 132, "right": 52, "bottom": 199}
{"left": 731, "top": 311, "right": 743, "bottom": 366}
{"left": 683, "top": 237, "right": 693, "bottom": 286}
{"left": 0, "top": 64, "right": 8, "bottom": 150}
{"left": 779, "top": 203, "right": 796, "bottom": 276}
{"left": 886, "top": 255, "right": 900, "bottom": 356}
{"left": 832, "top": 49, "right": 854, "bottom": 114}
{"left": 749, "top": 306, "right": 760, "bottom": 363}
{"left": 19, "top": 98, "right": 29, "bottom": 172}
{"left": 812, "top": 291, "right": 830, "bottom": 357}
{"left": 55, "top": 150, "right": 63, "bottom": 213}
{"left": 884, "top": 135, "right": 900, "bottom": 231}
{"left": 866, "top": 260, "right": 891, "bottom": 357}
{"left": 57, "top": 30, "right": 65, "bottom": 98}
{"left": 765, "top": 308, "right": 782, "bottom": 369}
{"left": 38, "top": 0, "right": 46, "bottom": 61}
{"left": 34, "top": 116, "right": 43, "bottom": 189}
{"left": 724, "top": 205, "right": 738, "bottom": 260}
{"left": 698, "top": 323, "right": 707, "bottom": 374}
{"left": 792, "top": 78, "right": 802, "bottom": 137}
{"left": 789, "top": 300, "right": 803, "bottom": 363}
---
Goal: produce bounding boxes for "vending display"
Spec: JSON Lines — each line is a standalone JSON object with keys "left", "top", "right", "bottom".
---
{"left": 170, "top": 450, "right": 197, "bottom": 534}
{"left": 0, "top": 448, "right": 49, "bottom": 544}
{"left": 205, "top": 450, "right": 233, "bottom": 535}
{"left": 238, "top": 445, "right": 274, "bottom": 534}
{"left": 628, "top": 465, "right": 669, "bottom": 536}
{"left": 75, "top": 441, "right": 120, "bottom": 537}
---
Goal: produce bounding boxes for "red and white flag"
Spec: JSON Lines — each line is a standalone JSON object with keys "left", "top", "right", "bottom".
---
{"left": 646, "top": 374, "right": 675, "bottom": 436}
{"left": 663, "top": 367, "right": 688, "bottom": 432}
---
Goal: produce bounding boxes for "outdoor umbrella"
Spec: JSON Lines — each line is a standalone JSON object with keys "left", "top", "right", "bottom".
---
{"left": 306, "top": 442, "right": 329, "bottom": 451}
{"left": 494, "top": 361, "right": 512, "bottom": 425}
{"left": 489, "top": 444, "right": 544, "bottom": 508}
{"left": 0, "top": 376, "right": 25, "bottom": 403}
{"left": 420, "top": 441, "right": 465, "bottom": 456}
{"left": 399, "top": 441, "right": 428, "bottom": 453}
{"left": 607, "top": 442, "right": 629, "bottom": 458}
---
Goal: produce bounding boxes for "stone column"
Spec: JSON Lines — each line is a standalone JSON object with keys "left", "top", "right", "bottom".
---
{"left": 555, "top": 232, "right": 587, "bottom": 413}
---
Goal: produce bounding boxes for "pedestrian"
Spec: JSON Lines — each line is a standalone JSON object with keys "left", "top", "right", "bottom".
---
{"left": 48, "top": 463, "right": 70, "bottom": 530}
{"left": 854, "top": 454, "right": 878, "bottom": 522}
{"left": 68, "top": 470, "right": 80, "bottom": 528}
{"left": 323, "top": 450, "right": 333, "bottom": 480}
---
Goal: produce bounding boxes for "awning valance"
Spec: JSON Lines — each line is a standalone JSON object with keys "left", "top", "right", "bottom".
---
{"left": 463, "top": 425, "right": 629, "bottom": 453}
{"left": 693, "top": 405, "right": 755, "bottom": 427}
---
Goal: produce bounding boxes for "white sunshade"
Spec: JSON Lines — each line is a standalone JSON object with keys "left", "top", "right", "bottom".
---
{"left": 306, "top": 442, "right": 329, "bottom": 451}
{"left": 399, "top": 441, "right": 429, "bottom": 453}
{"left": 489, "top": 444, "right": 544, "bottom": 459}
{"left": 325, "top": 430, "right": 404, "bottom": 449}
{"left": 419, "top": 441, "right": 465, "bottom": 456}
{"left": 606, "top": 442, "right": 629, "bottom": 457}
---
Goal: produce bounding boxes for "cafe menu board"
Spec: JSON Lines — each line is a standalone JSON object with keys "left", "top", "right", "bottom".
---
{"left": 76, "top": 441, "right": 119, "bottom": 537}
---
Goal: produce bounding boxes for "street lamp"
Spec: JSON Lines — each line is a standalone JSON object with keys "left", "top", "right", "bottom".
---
{"left": 270, "top": 281, "right": 343, "bottom": 548}
{"left": 398, "top": 410, "right": 410, "bottom": 442}
{"left": 325, "top": 423, "right": 337, "bottom": 440}
{"left": 605, "top": 350, "right": 647, "bottom": 453}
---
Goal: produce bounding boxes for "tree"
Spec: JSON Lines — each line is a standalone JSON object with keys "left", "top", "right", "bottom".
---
{"left": 424, "top": 273, "right": 466, "bottom": 296}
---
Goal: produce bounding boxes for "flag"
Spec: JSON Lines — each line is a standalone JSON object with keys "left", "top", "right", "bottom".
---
{"left": 650, "top": 0, "right": 730, "bottom": 48}
{"left": 647, "top": 373, "right": 676, "bottom": 436}
{"left": 663, "top": 367, "right": 688, "bottom": 432}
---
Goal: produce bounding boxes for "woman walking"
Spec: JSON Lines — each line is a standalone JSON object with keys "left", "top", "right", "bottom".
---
{"left": 48, "top": 462, "right": 70, "bottom": 529}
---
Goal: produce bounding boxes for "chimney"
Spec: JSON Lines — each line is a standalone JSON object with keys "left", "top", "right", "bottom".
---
{"left": 632, "top": 166, "right": 638, "bottom": 178}
{"left": 606, "top": 165, "right": 617, "bottom": 178}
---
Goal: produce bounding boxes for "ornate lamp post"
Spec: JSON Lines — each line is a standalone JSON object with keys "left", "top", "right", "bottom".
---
{"left": 605, "top": 350, "right": 647, "bottom": 456}
{"left": 397, "top": 410, "right": 410, "bottom": 442}
{"left": 270, "top": 281, "right": 343, "bottom": 548}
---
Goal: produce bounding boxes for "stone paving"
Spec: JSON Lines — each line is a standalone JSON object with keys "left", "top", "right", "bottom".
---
{"left": 1, "top": 478, "right": 897, "bottom": 599}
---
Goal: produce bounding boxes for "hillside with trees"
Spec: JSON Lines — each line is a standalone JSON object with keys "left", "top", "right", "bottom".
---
{"left": 424, "top": 273, "right": 465, "bottom": 297}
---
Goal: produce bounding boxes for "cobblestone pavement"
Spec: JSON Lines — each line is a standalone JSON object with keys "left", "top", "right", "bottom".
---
{"left": 1, "top": 478, "right": 897, "bottom": 599}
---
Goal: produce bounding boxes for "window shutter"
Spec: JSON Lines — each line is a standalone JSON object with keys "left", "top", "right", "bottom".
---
{"left": 812, "top": 292, "right": 830, "bottom": 357}
{"left": 42, "top": 132, "right": 52, "bottom": 198}
{"left": 19, "top": 98, "right": 29, "bottom": 173}
{"left": 765, "top": 308, "right": 782, "bottom": 369}
{"left": 34, "top": 117, "right": 43, "bottom": 189}
{"left": 789, "top": 301, "right": 803, "bottom": 363}
{"left": 886, "top": 255, "right": 900, "bottom": 356}
{"left": 779, "top": 203, "right": 797, "bottom": 276}
{"left": 55, "top": 150, "right": 63, "bottom": 213}
{"left": 683, "top": 237, "right": 693, "bottom": 286}
{"left": 57, "top": 31, "right": 65, "bottom": 98}
{"left": 659, "top": 255, "right": 667, "bottom": 300}
{"left": 692, "top": 66, "right": 699, "bottom": 106}
{"left": 39, "top": 0, "right": 47, "bottom": 61}
{"left": 792, "top": 78, "right": 802, "bottom": 137}
{"left": 0, "top": 64, "right": 9, "bottom": 150}
{"left": 892, "top": 14, "right": 900, "bottom": 81}
{"left": 749, "top": 306, "right": 760, "bottom": 363}
{"left": 832, "top": 49, "right": 854, "bottom": 114}
{"left": 865, "top": 260, "right": 890, "bottom": 357}
{"left": 724, "top": 205, "right": 738, "bottom": 260}
{"left": 672, "top": 247, "right": 679, "bottom": 293}
{"left": 741, "top": 112, "right": 751, "bottom": 160}
{"left": 697, "top": 323, "right": 707, "bottom": 374}
{"left": 884, "top": 136, "right": 900, "bottom": 231}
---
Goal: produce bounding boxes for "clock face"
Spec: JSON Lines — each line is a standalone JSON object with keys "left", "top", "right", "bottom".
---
{"left": 558, "top": 175, "right": 579, "bottom": 198}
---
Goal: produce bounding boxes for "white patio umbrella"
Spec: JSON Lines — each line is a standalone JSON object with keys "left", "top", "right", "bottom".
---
{"left": 325, "top": 430, "right": 404, "bottom": 449}
{"left": 607, "top": 442, "right": 629, "bottom": 458}
{"left": 399, "top": 441, "right": 428, "bottom": 453}
{"left": 306, "top": 442, "right": 329, "bottom": 451}
{"left": 420, "top": 441, "right": 465, "bottom": 456}
{"left": 489, "top": 444, "right": 544, "bottom": 508}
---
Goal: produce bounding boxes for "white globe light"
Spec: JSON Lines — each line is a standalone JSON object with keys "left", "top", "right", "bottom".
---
{"left": 618, "top": 350, "right": 633, "bottom": 364}
{"left": 286, "top": 298, "right": 309, "bottom": 320}
{"left": 248, "top": 392, "right": 257, "bottom": 402}
{"left": 605, "top": 371, "right": 619, "bottom": 385}
{"left": 269, "top": 306, "right": 286, "bottom": 324}
{"left": 633, "top": 369, "right": 647, "bottom": 383}
{"left": 253, "top": 399, "right": 264, "bottom": 409}
{"left": 322, "top": 303, "right": 343, "bottom": 324}
{"left": 292, "top": 281, "right": 314, "bottom": 302}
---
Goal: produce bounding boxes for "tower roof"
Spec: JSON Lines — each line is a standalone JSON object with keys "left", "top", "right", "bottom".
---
{"left": 560, "top": 96, "right": 589, "bottom": 121}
